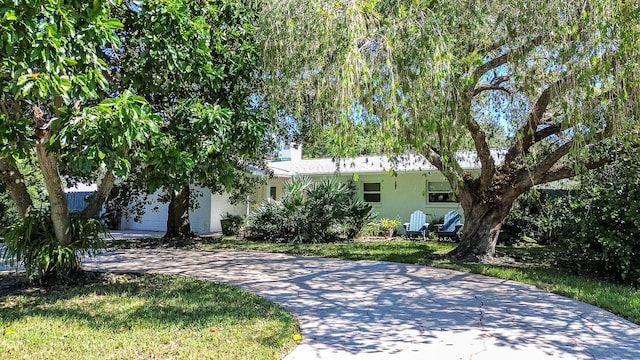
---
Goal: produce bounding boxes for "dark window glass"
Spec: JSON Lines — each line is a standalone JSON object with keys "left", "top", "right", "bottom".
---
{"left": 363, "top": 193, "right": 381, "bottom": 203}
{"left": 363, "top": 183, "right": 381, "bottom": 192}
{"left": 270, "top": 186, "right": 277, "bottom": 200}
{"left": 428, "top": 192, "right": 455, "bottom": 203}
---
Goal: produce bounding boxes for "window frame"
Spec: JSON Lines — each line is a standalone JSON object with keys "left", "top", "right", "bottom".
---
{"left": 426, "top": 181, "right": 456, "bottom": 203}
{"left": 363, "top": 182, "right": 381, "bottom": 203}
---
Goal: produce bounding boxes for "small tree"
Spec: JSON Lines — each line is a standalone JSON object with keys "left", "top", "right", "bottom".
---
{"left": 247, "top": 177, "right": 374, "bottom": 243}
{"left": 0, "top": 1, "right": 160, "bottom": 279}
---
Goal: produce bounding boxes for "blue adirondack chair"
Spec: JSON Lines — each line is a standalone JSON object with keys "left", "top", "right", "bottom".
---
{"left": 403, "top": 210, "right": 429, "bottom": 240}
{"left": 435, "top": 210, "right": 463, "bottom": 241}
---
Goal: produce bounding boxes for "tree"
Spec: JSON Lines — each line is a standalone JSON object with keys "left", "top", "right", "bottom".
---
{"left": 0, "top": 1, "right": 160, "bottom": 277}
{"left": 259, "top": 0, "right": 640, "bottom": 262}
{"left": 111, "top": 0, "right": 273, "bottom": 239}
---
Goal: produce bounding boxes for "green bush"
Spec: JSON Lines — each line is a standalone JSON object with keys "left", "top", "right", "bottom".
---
{"left": 1, "top": 210, "right": 107, "bottom": 282}
{"left": 544, "top": 149, "right": 640, "bottom": 284}
{"left": 0, "top": 187, "right": 19, "bottom": 230}
{"left": 554, "top": 148, "right": 640, "bottom": 284}
{"left": 247, "top": 177, "right": 374, "bottom": 243}
{"left": 221, "top": 212, "right": 244, "bottom": 236}
{"left": 500, "top": 189, "right": 567, "bottom": 245}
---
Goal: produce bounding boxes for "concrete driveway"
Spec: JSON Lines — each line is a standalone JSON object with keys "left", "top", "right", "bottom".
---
{"left": 82, "top": 249, "right": 640, "bottom": 359}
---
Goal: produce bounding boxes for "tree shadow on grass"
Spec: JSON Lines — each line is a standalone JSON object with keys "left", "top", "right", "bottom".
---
{"left": 0, "top": 272, "right": 297, "bottom": 334}
{"left": 83, "top": 249, "right": 640, "bottom": 359}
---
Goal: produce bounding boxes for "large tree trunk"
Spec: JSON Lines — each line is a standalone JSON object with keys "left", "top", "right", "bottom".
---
{"left": 448, "top": 197, "right": 515, "bottom": 263}
{"left": 164, "top": 182, "right": 195, "bottom": 239}
{"left": 0, "top": 157, "right": 34, "bottom": 218}
{"left": 82, "top": 170, "right": 116, "bottom": 218}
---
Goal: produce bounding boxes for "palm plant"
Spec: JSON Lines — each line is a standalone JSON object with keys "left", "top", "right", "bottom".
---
{"left": 247, "top": 177, "right": 373, "bottom": 243}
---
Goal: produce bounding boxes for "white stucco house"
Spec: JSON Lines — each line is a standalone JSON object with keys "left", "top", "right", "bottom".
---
{"left": 116, "top": 146, "right": 505, "bottom": 234}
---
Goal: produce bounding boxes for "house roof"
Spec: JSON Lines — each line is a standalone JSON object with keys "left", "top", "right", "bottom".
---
{"left": 65, "top": 183, "right": 98, "bottom": 193}
{"left": 267, "top": 149, "right": 506, "bottom": 177}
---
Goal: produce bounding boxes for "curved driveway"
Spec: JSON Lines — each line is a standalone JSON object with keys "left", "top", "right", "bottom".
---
{"left": 83, "top": 249, "right": 640, "bottom": 359}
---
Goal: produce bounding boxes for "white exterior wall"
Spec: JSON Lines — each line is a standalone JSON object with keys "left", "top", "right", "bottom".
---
{"left": 208, "top": 193, "right": 246, "bottom": 232}
{"left": 121, "top": 191, "right": 168, "bottom": 232}
{"left": 120, "top": 186, "right": 246, "bottom": 234}
{"left": 189, "top": 187, "right": 211, "bottom": 234}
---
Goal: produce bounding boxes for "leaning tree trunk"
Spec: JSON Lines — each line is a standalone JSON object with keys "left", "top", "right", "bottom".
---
{"left": 448, "top": 197, "right": 515, "bottom": 263}
{"left": 0, "top": 157, "right": 34, "bottom": 218}
{"left": 164, "top": 182, "right": 195, "bottom": 239}
{"left": 82, "top": 170, "right": 116, "bottom": 219}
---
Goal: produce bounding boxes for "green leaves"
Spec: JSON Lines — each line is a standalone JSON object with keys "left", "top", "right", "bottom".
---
{"left": 1, "top": 1, "right": 121, "bottom": 103}
{"left": 102, "top": 18, "right": 124, "bottom": 28}
{"left": 3, "top": 10, "right": 17, "bottom": 21}
{"left": 110, "top": 0, "right": 271, "bottom": 199}
{"left": 2, "top": 210, "right": 107, "bottom": 281}
{"left": 51, "top": 91, "right": 161, "bottom": 178}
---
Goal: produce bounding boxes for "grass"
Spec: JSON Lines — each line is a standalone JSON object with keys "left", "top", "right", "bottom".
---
{"left": 0, "top": 272, "right": 298, "bottom": 360}
{"left": 181, "top": 237, "right": 640, "bottom": 325}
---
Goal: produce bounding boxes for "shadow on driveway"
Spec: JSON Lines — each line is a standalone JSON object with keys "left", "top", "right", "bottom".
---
{"left": 82, "top": 249, "right": 640, "bottom": 359}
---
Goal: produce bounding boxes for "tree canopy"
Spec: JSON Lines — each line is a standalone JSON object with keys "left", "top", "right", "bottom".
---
{"left": 109, "top": 0, "right": 274, "bottom": 238}
{"left": 259, "top": 0, "right": 640, "bottom": 261}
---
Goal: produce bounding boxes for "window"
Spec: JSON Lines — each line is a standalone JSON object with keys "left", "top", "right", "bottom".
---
{"left": 363, "top": 182, "right": 381, "bottom": 203}
{"left": 427, "top": 181, "right": 455, "bottom": 203}
{"left": 269, "top": 186, "right": 277, "bottom": 200}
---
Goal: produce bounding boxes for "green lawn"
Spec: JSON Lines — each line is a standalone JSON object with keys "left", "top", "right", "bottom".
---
{"left": 191, "top": 237, "right": 640, "bottom": 324}
{"left": 0, "top": 272, "right": 298, "bottom": 360}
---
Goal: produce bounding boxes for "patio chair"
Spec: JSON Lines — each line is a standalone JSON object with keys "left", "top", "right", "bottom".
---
{"left": 403, "top": 210, "right": 429, "bottom": 240}
{"left": 435, "top": 210, "right": 463, "bottom": 241}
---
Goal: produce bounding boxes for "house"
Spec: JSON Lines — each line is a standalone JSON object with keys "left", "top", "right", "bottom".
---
{"left": 118, "top": 187, "right": 249, "bottom": 233}
{"left": 116, "top": 162, "right": 297, "bottom": 233}
{"left": 263, "top": 147, "right": 506, "bottom": 225}
{"left": 117, "top": 146, "right": 504, "bottom": 234}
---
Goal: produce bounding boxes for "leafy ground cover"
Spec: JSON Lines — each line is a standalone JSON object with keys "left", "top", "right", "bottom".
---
{"left": 170, "top": 237, "right": 639, "bottom": 325}
{"left": 0, "top": 272, "right": 298, "bottom": 360}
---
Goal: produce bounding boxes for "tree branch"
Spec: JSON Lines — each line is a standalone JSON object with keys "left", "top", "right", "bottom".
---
{"left": 473, "top": 85, "right": 512, "bottom": 96}
{"left": 463, "top": 36, "right": 547, "bottom": 190}
{"left": 0, "top": 156, "right": 34, "bottom": 218}
{"left": 504, "top": 75, "right": 574, "bottom": 163}
{"left": 421, "top": 143, "right": 463, "bottom": 192}
{"left": 533, "top": 125, "right": 562, "bottom": 142}
{"left": 467, "top": 35, "right": 544, "bottom": 97}
{"left": 534, "top": 158, "right": 608, "bottom": 185}
{"left": 83, "top": 169, "right": 116, "bottom": 218}
{"left": 461, "top": 94, "right": 495, "bottom": 192}
{"left": 514, "top": 126, "right": 612, "bottom": 188}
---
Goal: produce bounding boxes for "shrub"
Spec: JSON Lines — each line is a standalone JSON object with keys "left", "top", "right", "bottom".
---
{"left": 361, "top": 220, "right": 381, "bottom": 237}
{"left": 247, "top": 177, "right": 374, "bottom": 243}
{"left": 554, "top": 147, "right": 640, "bottom": 284}
{"left": 221, "top": 212, "right": 244, "bottom": 236}
{"left": 500, "top": 189, "right": 567, "bottom": 245}
{"left": 1, "top": 210, "right": 107, "bottom": 282}
{"left": 427, "top": 216, "right": 444, "bottom": 232}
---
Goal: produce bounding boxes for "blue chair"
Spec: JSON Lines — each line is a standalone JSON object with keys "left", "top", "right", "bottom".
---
{"left": 403, "top": 210, "right": 429, "bottom": 240}
{"left": 435, "top": 210, "right": 463, "bottom": 241}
